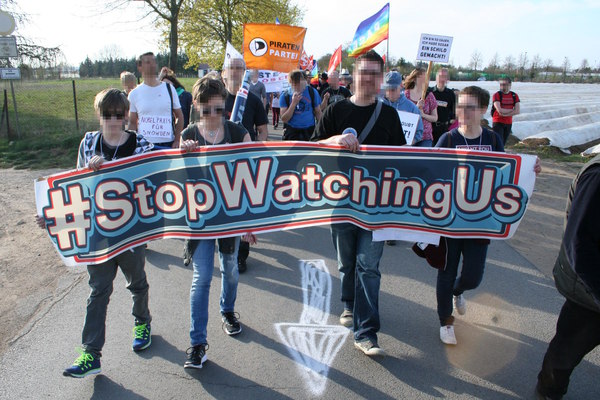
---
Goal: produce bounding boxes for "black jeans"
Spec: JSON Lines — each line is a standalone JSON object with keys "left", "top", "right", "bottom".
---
{"left": 537, "top": 299, "right": 600, "bottom": 399}
{"left": 432, "top": 122, "right": 450, "bottom": 146}
{"left": 238, "top": 240, "right": 249, "bottom": 263}
{"left": 492, "top": 122, "right": 512, "bottom": 145}
{"left": 283, "top": 125, "right": 314, "bottom": 141}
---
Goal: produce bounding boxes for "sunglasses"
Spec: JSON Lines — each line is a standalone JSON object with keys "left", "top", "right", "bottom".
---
{"left": 198, "top": 105, "right": 225, "bottom": 116}
{"left": 101, "top": 111, "right": 126, "bottom": 119}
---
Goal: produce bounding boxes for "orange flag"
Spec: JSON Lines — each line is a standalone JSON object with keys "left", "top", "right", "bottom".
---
{"left": 327, "top": 45, "right": 342, "bottom": 74}
{"left": 243, "top": 23, "right": 307, "bottom": 72}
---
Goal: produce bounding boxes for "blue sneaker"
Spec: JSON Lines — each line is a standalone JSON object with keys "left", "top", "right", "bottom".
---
{"left": 132, "top": 322, "right": 151, "bottom": 352}
{"left": 63, "top": 349, "right": 101, "bottom": 378}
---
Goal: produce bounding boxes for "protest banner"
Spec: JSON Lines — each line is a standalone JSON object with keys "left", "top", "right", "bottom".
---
{"left": 258, "top": 70, "right": 288, "bottom": 93}
{"left": 243, "top": 23, "right": 307, "bottom": 72}
{"left": 35, "top": 143, "right": 537, "bottom": 267}
{"left": 397, "top": 110, "right": 420, "bottom": 144}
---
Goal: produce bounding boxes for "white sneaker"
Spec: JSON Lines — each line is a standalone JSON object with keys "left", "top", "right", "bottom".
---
{"left": 454, "top": 294, "right": 466, "bottom": 315}
{"left": 440, "top": 325, "right": 457, "bottom": 345}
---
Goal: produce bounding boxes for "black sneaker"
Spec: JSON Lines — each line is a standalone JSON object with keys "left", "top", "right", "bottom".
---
{"left": 184, "top": 344, "right": 208, "bottom": 369}
{"left": 221, "top": 312, "right": 242, "bottom": 335}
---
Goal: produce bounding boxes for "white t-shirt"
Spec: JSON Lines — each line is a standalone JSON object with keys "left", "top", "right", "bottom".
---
{"left": 128, "top": 82, "right": 182, "bottom": 143}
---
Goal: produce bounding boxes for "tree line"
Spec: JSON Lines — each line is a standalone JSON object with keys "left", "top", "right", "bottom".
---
{"left": 78, "top": 53, "right": 198, "bottom": 78}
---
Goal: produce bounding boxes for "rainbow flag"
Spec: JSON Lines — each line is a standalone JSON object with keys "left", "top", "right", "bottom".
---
{"left": 310, "top": 60, "right": 318, "bottom": 78}
{"left": 347, "top": 3, "right": 389, "bottom": 58}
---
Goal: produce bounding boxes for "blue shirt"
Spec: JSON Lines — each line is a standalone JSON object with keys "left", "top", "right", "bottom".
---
{"left": 279, "top": 86, "right": 322, "bottom": 128}
{"left": 382, "top": 92, "right": 424, "bottom": 143}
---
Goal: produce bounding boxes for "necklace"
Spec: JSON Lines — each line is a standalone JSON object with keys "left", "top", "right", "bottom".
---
{"left": 100, "top": 131, "right": 126, "bottom": 160}
{"left": 201, "top": 126, "right": 221, "bottom": 145}
{"left": 460, "top": 128, "right": 483, "bottom": 148}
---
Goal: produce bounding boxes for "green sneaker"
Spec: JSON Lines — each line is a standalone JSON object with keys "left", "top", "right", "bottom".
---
{"left": 132, "top": 322, "right": 152, "bottom": 352}
{"left": 63, "top": 349, "right": 101, "bottom": 378}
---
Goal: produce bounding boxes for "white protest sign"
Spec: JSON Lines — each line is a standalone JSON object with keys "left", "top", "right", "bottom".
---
{"left": 398, "top": 110, "right": 420, "bottom": 145}
{"left": 416, "top": 34, "right": 453, "bottom": 63}
{"left": 259, "top": 70, "right": 288, "bottom": 93}
{"left": 138, "top": 115, "right": 173, "bottom": 143}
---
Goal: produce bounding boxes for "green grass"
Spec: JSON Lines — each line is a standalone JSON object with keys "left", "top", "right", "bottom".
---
{"left": 0, "top": 78, "right": 121, "bottom": 169}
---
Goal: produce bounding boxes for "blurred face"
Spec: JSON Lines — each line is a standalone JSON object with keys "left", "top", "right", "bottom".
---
{"left": 329, "top": 71, "right": 339, "bottom": 88}
{"left": 100, "top": 107, "right": 127, "bottom": 130}
{"left": 436, "top": 70, "right": 449, "bottom": 87}
{"left": 250, "top": 69, "right": 259, "bottom": 82}
{"left": 223, "top": 59, "right": 246, "bottom": 91}
{"left": 195, "top": 95, "right": 225, "bottom": 125}
{"left": 385, "top": 86, "right": 402, "bottom": 102}
{"left": 456, "top": 93, "right": 485, "bottom": 127}
{"left": 415, "top": 71, "right": 427, "bottom": 89}
{"left": 354, "top": 59, "right": 383, "bottom": 97}
{"left": 138, "top": 55, "right": 157, "bottom": 77}
{"left": 291, "top": 77, "right": 307, "bottom": 94}
{"left": 499, "top": 79, "right": 511, "bottom": 93}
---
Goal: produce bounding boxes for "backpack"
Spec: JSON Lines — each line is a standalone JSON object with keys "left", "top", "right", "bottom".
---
{"left": 490, "top": 91, "right": 517, "bottom": 117}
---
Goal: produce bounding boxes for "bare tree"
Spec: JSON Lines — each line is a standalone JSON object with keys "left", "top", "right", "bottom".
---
{"left": 487, "top": 52, "right": 500, "bottom": 77}
{"left": 543, "top": 58, "right": 553, "bottom": 81}
{"left": 469, "top": 50, "right": 483, "bottom": 71}
{"left": 530, "top": 54, "right": 541, "bottom": 80}
{"left": 517, "top": 52, "right": 528, "bottom": 81}
{"left": 504, "top": 54, "right": 515, "bottom": 75}
{"left": 562, "top": 57, "right": 571, "bottom": 79}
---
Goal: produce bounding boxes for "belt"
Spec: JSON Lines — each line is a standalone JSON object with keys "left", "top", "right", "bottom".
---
{"left": 433, "top": 121, "right": 450, "bottom": 127}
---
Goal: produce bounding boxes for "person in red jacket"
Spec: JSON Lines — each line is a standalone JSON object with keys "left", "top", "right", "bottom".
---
{"left": 491, "top": 76, "right": 520, "bottom": 145}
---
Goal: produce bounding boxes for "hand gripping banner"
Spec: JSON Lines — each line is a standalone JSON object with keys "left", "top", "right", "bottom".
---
{"left": 35, "top": 143, "right": 537, "bottom": 266}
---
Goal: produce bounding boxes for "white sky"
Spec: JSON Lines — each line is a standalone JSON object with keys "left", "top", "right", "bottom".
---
{"left": 15, "top": 0, "right": 600, "bottom": 69}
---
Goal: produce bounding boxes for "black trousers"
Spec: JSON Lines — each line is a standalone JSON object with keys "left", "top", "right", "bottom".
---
{"left": 432, "top": 123, "right": 450, "bottom": 146}
{"left": 283, "top": 125, "right": 314, "bottom": 141}
{"left": 238, "top": 240, "right": 249, "bottom": 262}
{"left": 492, "top": 122, "right": 512, "bottom": 145}
{"left": 537, "top": 299, "right": 600, "bottom": 399}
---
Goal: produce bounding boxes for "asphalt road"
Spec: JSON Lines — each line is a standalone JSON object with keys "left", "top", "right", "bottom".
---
{"left": 1, "top": 225, "right": 599, "bottom": 399}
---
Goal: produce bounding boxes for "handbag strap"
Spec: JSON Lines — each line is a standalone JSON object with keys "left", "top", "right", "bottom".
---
{"left": 357, "top": 100, "right": 382, "bottom": 144}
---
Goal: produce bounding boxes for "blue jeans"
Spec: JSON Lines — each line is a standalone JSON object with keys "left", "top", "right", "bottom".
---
{"left": 82, "top": 246, "right": 150, "bottom": 358}
{"left": 331, "top": 223, "right": 384, "bottom": 342}
{"left": 189, "top": 237, "right": 240, "bottom": 346}
{"left": 436, "top": 238, "right": 488, "bottom": 325}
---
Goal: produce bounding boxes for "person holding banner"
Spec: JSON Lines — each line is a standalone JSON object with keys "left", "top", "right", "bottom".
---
{"left": 280, "top": 70, "right": 322, "bottom": 141}
{"left": 404, "top": 68, "right": 438, "bottom": 147}
{"left": 36, "top": 88, "right": 154, "bottom": 378}
{"left": 179, "top": 76, "right": 254, "bottom": 369}
{"left": 434, "top": 86, "right": 541, "bottom": 345}
{"left": 313, "top": 50, "right": 406, "bottom": 357}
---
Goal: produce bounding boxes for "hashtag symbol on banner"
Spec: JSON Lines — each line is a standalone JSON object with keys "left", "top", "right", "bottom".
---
{"left": 44, "top": 184, "right": 92, "bottom": 251}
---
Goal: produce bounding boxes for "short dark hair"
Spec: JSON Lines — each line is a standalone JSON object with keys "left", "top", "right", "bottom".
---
{"left": 355, "top": 50, "right": 384, "bottom": 73}
{"left": 499, "top": 76, "right": 512, "bottom": 84}
{"left": 192, "top": 76, "right": 227, "bottom": 103}
{"left": 137, "top": 52, "right": 155, "bottom": 66}
{"left": 460, "top": 86, "right": 490, "bottom": 109}
{"left": 94, "top": 88, "right": 129, "bottom": 114}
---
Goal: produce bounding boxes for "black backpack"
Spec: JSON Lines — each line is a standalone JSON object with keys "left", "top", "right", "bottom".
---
{"left": 490, "top": 90, "right": 517, "bottom": 117}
